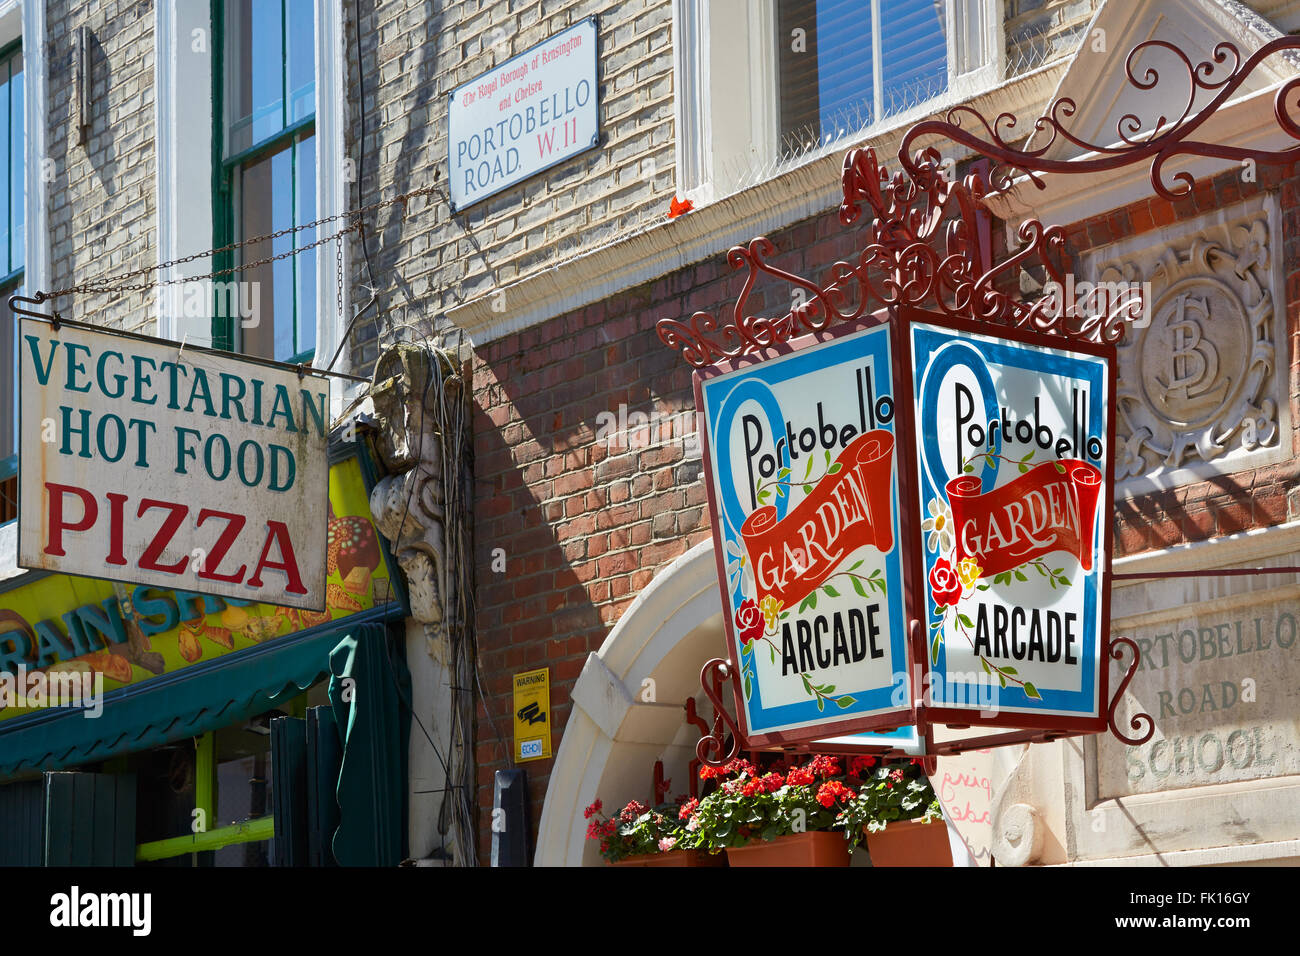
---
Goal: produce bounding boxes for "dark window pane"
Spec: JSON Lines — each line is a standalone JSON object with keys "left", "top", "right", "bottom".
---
{"left": 213, "top": 753, "right": 272, "bottom": 867}
{"left": 286, "top": 0, "right": 315, "bottom": 125}
{"left": 236, "top": 150, "right": 277, "bottom": 359}
{"left": 8, "top": 54, "right": 22, "bottom": 273}
{"left": 295, "top": 135, "right": 316, "bottom": 359}
{"left": 225, "top": 0, "right": 286, "bottom": 156}
{"left": 271, "top": 146, "right": 294, "bottom": 361}
{"left": 235, "top": 140, "right": 313, "bottom": 363}
{"left": 777, "top": 0, "right": 828, "bottom": 156}
{"left": 812, "top": 0, "right": 875, "bottom": 140}
{"left": 0, "top": 283, "right": 20, "bottom": 466}
{"left": 0, "top": 57, "right": 11, "bottom": 273}
{"left": 881, "top": 0, "right": 948, "bottom": 114}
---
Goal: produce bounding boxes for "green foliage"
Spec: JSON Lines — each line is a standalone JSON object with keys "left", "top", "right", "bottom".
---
{"left": 585, "top": 800, "right": 693, "bottom": 863}
{"left": 834, "top": 762, "right": 944, "bottom": 838}
{"left": 692, "top": 782, "right": 839, "bottom": 853}
{"left": 687, "top": 756, "right": 943, "bottom": 855}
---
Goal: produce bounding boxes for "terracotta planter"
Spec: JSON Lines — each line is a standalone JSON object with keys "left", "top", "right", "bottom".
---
{"left": 610, "top": 849, "right": 726, "bottom": 867}
{"left": 725, "top": 831, "right": 850, "bottom": 867}
{"left": 865, "top": 819, "right": 952, "bottom": 866}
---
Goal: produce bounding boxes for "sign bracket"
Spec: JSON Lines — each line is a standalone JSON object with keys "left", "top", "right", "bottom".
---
{"left": 692, "top": 630, "right": 1154, "bottom": 765}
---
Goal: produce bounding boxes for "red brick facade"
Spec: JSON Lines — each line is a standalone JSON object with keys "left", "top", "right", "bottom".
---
{"left": 469, "top": 161, "right": 1300, "bottom": 859}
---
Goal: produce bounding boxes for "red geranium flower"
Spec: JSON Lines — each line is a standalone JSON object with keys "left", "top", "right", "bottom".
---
{"left": 808, "top": 754, "right": 841, "bottom": 779}
{"left": 619, "top": 800, "right": 648, "bottom": 823}
{"left": 668, "top": 196, "right": 695, "bottom": 218}
{"left": 848, "top": 755, "right": 877, "bottom": 777}
{"left": 786, "top": 766, "right": 814, "bottom": 787}
{"left": 583, "top": 799, "right": 602, "bottom": 819}
{"left": 816, "top": 780, "right": 856, "bottom": 808}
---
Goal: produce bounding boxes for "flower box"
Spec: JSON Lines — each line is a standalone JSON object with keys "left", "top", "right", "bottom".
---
{"left": 865, "top": 819, "right": 952, "bottom": 867}
{"left": 610, "top": 849, "right": 726, "bottom": 867}
{"left": 725, "top": 831, "right": 850, "bottom": 867}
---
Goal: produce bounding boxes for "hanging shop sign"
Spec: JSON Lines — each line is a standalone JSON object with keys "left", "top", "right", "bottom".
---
{"left": 447, "top": 17, "right": 599, "bottom": 210}
{"left": 0, "top": 454, "right": 395, "bottom": 722}
{"left": 18, "top": 319, "right": 331, "bottom": 611}
{"left": 696, "top": 320, "right": 914, "bottom": 746}
{"left": 512, "top": 667, "right": 552, "bottom": 761}
{"left": 901, "top": 312, "right": 1116, "bottom": 732}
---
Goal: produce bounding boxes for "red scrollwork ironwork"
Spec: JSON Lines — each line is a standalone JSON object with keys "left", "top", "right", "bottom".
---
{"left": 656, "top": 143, "right": 1116, "bottom": 367}
{"left": 1106, "top": 637, "right": 1156, "bottom": 746}
{"left": 658, "top": 38, "right": 1300, "bottom": 371}
{"left": 683, "top": 698, "right": 710, "bottom": 798}
{"left": 695, "top": 658, "right": 741, "bottom": 768}
{"left": 901, "top": 38, "right": 1300, "bottom": 201}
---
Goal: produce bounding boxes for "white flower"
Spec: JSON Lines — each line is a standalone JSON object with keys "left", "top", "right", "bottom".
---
{"left": 921, "top": 498, "right": 954, "bottom": 555}
{"left": 725, "top": 539, "right": 756, "bottom": 601}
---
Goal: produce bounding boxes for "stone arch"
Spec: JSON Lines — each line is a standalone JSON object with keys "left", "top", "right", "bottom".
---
{"left": 535, "top": 540, "right": 725, "bottom": 866}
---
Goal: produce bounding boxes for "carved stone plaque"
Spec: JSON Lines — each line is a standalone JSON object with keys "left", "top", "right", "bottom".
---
{"left": 1087, "top": 196, "right": 1284, "bottom": 488}
{"left": 1097, "top": 572, "right": 1300, "bottom": 800}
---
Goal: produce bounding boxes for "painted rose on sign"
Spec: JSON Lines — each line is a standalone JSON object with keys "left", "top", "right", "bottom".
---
{"left": 697, "top": 322, "right": 913, "bottom": 746}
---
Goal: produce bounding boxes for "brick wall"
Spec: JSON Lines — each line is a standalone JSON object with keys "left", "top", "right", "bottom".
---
{"left": 469, "top": 154, "right": 1300, "bottom": 858}
{"left": 468, "top": 198, "right": 903, "bottom": 861}
{"left": 344, "top": 0, "right": 675, "bottom": 373}
{"left": 45, "top": 0, "right": 156, "bottom": 334}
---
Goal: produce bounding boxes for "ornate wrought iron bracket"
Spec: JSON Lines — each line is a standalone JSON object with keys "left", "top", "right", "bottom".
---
{"left": 900, "top": 38, "right": 1300, "bottom": 201}
{"left": 691, "top": 635, "right": 1155, "bottom": 763}
{"left": 695, "top": 658, "right": 742, "bottom": 768}
{"left": 1106, "top": 636, "right": 1156, "bottom": 746}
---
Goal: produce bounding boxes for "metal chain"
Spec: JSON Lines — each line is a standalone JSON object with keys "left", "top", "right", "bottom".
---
{"left": 336, "top": 228, "right": 345, "bottom": 323}
{"left": 42, "top": 182, "right": 437, "bottom": 299}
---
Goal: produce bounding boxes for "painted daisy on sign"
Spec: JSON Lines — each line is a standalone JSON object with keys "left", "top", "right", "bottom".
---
{"left": 921, "top": 498, "right": 954, "bottom": 554}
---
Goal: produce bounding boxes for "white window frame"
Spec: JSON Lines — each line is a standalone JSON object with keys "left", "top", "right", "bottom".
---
{"left": 6, "top": 0, "right": 44, "bottom": 301}
{"left": 155, "top": 0, "right": 348, "bottom": 412}
{"left": 673, "top": 0, "right": 1003, "bottom": 201}
{"left": 2, "top": 0, "right": 43, "bottom": 553}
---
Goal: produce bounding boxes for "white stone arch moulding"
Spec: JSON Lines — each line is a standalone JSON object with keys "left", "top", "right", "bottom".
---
{"left": 535, "top": 539, "right": 725, "bottom": 867}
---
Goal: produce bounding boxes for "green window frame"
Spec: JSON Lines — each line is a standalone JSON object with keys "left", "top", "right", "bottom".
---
{"left": 0, "top": 37, "right": 25, "bottom": 512}
{"left": 210, "top": 0, "right": 316, "bottom": 365}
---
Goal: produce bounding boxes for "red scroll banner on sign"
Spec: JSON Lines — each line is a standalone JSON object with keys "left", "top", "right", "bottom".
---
{"left": 945, "top": 459, "right": 1102, "bottom": 577}
{"left": 741, "top": 430, "right": 895, "bottom": 607}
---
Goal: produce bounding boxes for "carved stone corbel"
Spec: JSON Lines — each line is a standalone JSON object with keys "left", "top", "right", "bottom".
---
{"left": 366, "top": 341, "right": 475, "bottom": 867}
{"left": 367, "top": 345, "right": 453, "bottom": 641}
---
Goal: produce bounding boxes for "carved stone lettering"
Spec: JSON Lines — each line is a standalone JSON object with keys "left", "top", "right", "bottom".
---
{"left": 1098, "top": 595, "right": 1300, "bottom": 799}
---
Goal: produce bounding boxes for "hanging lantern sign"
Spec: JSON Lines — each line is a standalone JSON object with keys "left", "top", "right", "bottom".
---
{"left": 695, "top": 319, "right": 915, "bottom": 747}
{"left": 900, "top": 311, "right": 1116, "bottom": 732}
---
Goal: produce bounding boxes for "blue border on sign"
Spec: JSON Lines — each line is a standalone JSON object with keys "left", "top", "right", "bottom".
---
{"left": 911, "top": 322, "right": 1107, "bottom": 717}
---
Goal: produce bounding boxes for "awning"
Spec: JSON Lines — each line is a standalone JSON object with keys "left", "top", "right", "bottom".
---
{"left": 0, "top": 605, "right": 401, "bottom": 779}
